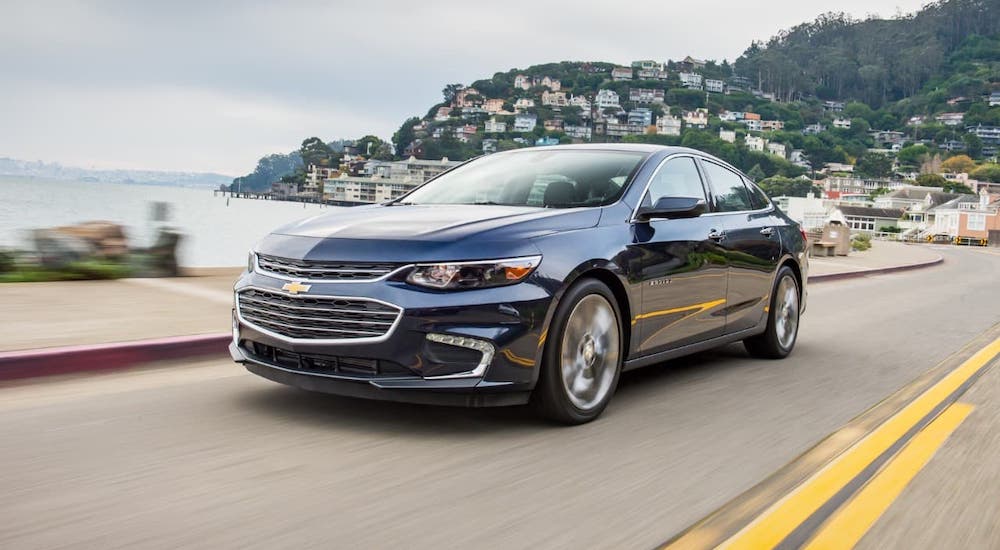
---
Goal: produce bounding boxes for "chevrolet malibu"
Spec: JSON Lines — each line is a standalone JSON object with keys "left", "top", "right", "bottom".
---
{"left": 231, "top": 144, "right": 808, "bottom": 424}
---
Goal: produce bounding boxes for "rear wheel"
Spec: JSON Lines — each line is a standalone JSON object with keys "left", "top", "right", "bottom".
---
{"left": 533, "top": 279, "right": 623, "bottom": 424}
{"left": 744, "top": 266, "right": 800, "bottom": 359}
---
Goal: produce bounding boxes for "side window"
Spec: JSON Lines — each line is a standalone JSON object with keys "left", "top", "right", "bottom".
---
{"left": 645, "top": 157, "right": 706, "bottom": 206}
{"left": 702, "top": 161, "right": 752, "bottom": 212}
{"left": 745, "top": 180, "right": 771, "bottom": 210}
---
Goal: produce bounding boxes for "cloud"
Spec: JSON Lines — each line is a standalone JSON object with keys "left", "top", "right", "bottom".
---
{"left": 0, "top": 0, "right": 929, "bottom": 174}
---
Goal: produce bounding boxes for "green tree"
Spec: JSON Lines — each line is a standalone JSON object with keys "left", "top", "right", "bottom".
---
{"left": 970, "top": 164, "right": 1000, "bottom": 183}
{"left": 854, "top": 152, "right": 892, "bottom": 178}
{"left": 915, "top": 173, "right": 948, "bottom": 187}
{"left": 757, "top": 176, "right": 822, "bottom": 197}
{"left": 442, "top": 84, "right": 463, "bottom": 104}
{"left": 392, "top": 117, "right": 421, "bottom": 159}
{"left": 747, "top": 164, "right": 766, "bottom": 181}
{"left": 941, "top": 154, "right": 976, "bottom": 174}
{"left": 299, "top": 137, "right": 337, "bottom": 168}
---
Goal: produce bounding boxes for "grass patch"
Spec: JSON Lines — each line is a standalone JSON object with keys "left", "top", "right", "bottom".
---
{"left": 0, "top": 260, "right": 132, "bottom": 283}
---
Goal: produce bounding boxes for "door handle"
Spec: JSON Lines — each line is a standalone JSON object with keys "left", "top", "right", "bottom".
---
{"left": 708, "top": 229, "right": 725, "bottom": 241}
{"left": 760, "top": 227, "right": 774, "bottom": 237}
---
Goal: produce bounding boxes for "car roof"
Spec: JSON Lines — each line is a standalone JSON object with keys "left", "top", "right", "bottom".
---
{"left": 507, "top": 143, "right": 697, "bottom": 155}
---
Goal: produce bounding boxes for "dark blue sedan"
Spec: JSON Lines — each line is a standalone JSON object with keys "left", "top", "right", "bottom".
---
{"left": 231, "top": 144, "right": 808, "bottom": 424}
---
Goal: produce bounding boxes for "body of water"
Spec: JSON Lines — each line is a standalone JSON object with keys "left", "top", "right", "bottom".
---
{"left": 0, "top": 177, "right": 341, "bottom": 267}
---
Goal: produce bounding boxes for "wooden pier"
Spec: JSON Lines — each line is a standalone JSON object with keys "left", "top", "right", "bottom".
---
{"left": 213, "top": 189, "right": 365, "bottom": 207}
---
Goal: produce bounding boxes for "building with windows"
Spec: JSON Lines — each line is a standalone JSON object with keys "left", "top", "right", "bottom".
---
{"left": 611, "top": 66, "right": 634, "bottom": 81}
{"left": 628, "top": 108, "right": 653, "bottom": 127}
{"left": 541, "top": 90, "right": 568, "bottom": 107}
{"left": 832, "top": 205, "right": 905, "bottom": 233}
{"left": 629, "top": 88, "right": 665, "bottom": 104}
{"left": 569, "top": 95, "right": 592, "bottom": 115}
{"left": 745, "top": 135, "right": 766, "bottom": 152}
{"left": 513, "top": 98, "right": 535, "bottom": 112}
{"left": 833, "top": 118, "right": 852, "bottom": 129}
{"left": 767, "top": 142, "right": 787, "bottom": 158}
{"left": 322, "top": 157, "right": 461, "bottom": 204}
{"left": 484, "top": 118, "right": 506, "bottom": 133}
{"left": 483, "top": 98, "right": 506, "bottom": 113}
{"left": 928, "top": 191, "right": 1000, "bottom": 241}
{"left": 760, "top": 120, "right": 785, "bottom": 131}
{"left": 704, "top": 79, "right": 725, "bottom": 93}
{"left": 656, "top": 115, "right": 681, "bottom": 136}
{"left": 564, "top": 125, "right": 592, "bottom": 140}
{"left": 719, "top": 129, "right": 736, "bottom": 143}
{"left": 935, "top": 112, "right": 965, "bottom": 126}
{"left": 678, "top": 72, "right": 703, "bottom": 89}
{"left": 682, "top": 108, "right": 709, "bottom": 128}
{"left": 513, "top": 114, "right": 537, "bottom": 132}
{"left": 595, "top": 89, "right": 621, "bottom": 110}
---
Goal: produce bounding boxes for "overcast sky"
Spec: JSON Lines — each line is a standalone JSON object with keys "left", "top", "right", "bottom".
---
{"left": 1, "top": 0, "right": 929, "bottom": 176}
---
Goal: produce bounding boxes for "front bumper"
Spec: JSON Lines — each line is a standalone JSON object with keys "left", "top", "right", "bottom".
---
{"left": 231, "top": 271, "right": 551, "bottom": 406}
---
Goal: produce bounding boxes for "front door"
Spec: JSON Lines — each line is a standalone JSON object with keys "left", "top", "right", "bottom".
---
{"left": 699, "top": 160, "right": 781, "bottom": 333}
{"left": 629, "top": 156, "right": 728, "bottom": 355}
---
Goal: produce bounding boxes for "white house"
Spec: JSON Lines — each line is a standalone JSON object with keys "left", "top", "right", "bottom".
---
{"left": 564, "top": 125, "right": 592, "bottom": 140}
{"left": 514, "top": 74, "right": 531, "bottom": 90}
{"left": 683, "top": 108, "right": 709, "bottom": 128}
{"left": 569, "top": 95, "right": 591, "bottom": 115}
{"left": 484, "top": 118, "right": 507, "bottom": 133}
{"left": 678, "top": 72, "right": 703, "bottom": 89}
{"left": 611, "top": 66, "right": 633, "bottom": 81}
{"left": 743, "top": 119, "right": 763, "bottom": 132}
{"left": 833, "top": 118, "right": 852, "bottom": 129}
{"left": 705, "top": 79, "right": 725, "bottom": 93}
{"left": 768, "top": 142, "right": 787, "bottom": 158}
{"left": 541, "top": 90, "right": 568, "bottom": 107}
{"left": 656, "top": 115, "right": 681, "bottom": 136}
{"left": 719, "top": 129, "right": 736, "bottom": 143}
{"left": 745, "top": 135, "right": 766, "bottom": 152}
{"left": 513, "top": 114, "right": 537, "bottom": 132}
{"left": 595, "top": 89, "right": 621, "bottom": 110}
{"left": 629, "top": 88, "right": 665, "bottom": 104}
{"left": 513, "top": 98, "right": 535, "bottom": 112}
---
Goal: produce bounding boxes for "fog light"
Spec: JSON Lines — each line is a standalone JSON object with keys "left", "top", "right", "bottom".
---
{"left": 424, "top": 333, "right": 495, "bottom": 379}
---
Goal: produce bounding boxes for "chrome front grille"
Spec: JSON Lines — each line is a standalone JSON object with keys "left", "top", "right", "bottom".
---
{"left": 256, "top": 254, "right": 402, "bottom": 281}
{"left": 237, "top": 288, "right": 401, "bottom": 341}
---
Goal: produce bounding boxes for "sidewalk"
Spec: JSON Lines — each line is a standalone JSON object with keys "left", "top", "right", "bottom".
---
{"left": 807, "top": 240, "right": 942, "bottom": 278}
{"left": 0, "top": 242, "right": 942, "bottom": 353}
{"left": 0, "top": 269, "right": 241, "bottom": 352}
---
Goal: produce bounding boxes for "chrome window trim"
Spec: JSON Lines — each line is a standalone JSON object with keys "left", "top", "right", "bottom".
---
{"left": 629, "top": 153, "right": 777, "bottom": 222}
{"left": 253, "top": 254, "right": 414, "bottom": 284}
{"left": 235, "top": 285, "right": 404, "bottom": 345}
{"left": 629, "top": 153, "right": 709, "bottom": 222}
{"left": 697, "top": 157, "right": 775, "bottom": 217}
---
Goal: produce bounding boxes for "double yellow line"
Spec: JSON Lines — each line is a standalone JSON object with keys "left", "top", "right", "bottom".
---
{"left": 664, "top": 328, "right": 1000, "bottom": 550}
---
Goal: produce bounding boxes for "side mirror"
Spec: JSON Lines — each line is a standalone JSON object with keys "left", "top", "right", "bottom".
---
{"left": 636, "top": 196, "right": 707, "bottom": 222}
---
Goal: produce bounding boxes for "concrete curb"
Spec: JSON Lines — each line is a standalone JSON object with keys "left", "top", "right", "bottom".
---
{"left": 808, "top": 255, "right": 944, "bottom": 283}
{"left": 0, "top": 333, "right": 230, "bottom": 382}
{"left": 0, "top": 254, "right": 944, "bottom": 382}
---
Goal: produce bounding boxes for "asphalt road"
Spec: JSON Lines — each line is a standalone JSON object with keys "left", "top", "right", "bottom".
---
{"left": 2, "top": 247, "right": 999, "bottom": 549}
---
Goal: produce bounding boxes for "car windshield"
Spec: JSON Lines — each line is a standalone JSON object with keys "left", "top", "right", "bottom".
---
{"left": 396, "top": 149, "right": 647, "bottom": 208}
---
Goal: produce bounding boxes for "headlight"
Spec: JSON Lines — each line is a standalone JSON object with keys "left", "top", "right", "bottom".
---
{"left": 406, "top": 255, "right": 541, "bottom": 290}
{"left": 247, "top": 251, "right": 256, "bottom": 273}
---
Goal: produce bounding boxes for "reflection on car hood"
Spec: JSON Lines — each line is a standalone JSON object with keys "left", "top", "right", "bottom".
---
{"left": 271, "top": 204, "right": 600, "bottom": 241}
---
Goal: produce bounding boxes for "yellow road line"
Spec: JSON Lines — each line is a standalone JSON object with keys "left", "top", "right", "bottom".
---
{"left": 803, "top": 402, "right": 974, "bottom": 550}
{"left": 715, "top": 337, "right": 1000, "bottom": 550}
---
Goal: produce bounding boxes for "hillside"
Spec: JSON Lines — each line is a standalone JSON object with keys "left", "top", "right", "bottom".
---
{"left": 233, "top": 0, "right": 1000, "bottom": 192}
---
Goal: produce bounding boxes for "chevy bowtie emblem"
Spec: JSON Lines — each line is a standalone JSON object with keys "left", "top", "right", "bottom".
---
{"left": 281, "top": 281, "right": 312, "bottom": 295}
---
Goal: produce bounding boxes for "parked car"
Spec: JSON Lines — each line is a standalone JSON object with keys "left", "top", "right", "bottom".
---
{"left": 231, "top": 145, "right": 808, "bottom": 424}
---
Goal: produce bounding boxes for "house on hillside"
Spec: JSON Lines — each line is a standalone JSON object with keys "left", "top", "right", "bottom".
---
{"left": 745, "top": 135, "right": 766, "bottom": 152}
{"left": 833, "top": 118, "right": 852, "bottom": 129}
{"left": 514, "top": 98, "right": 535, "bottom": 112}
{"left": 634, "top": 61, "right": 668, "bottom": 80}
{"left": 541, "top": 90, "right": 568, "bottom": 106}
{"left": 705, "top": 79, "right": 725, "bottom": 94}
{"left": 935, "top": 112, "right": 965, "bottom": 126}
{"left": 483, "top": 98, "right": 506, "bottom": 113}
{"left": 543, "top": 119, "right": 564, "bottom": 132}
{"left": 683, "top": 108, "right": 709, "bottom": 128}
{"left": 823, "top": 101, "right": 845, "bottom": 112}
{"left": 628, "top": 108, "right": 653, "bottom": 127}
{"left": 874, "top": 186, "right": 959, "bottom": 227}
{"left": 611, "top": 66, "right": 634, "bottom": 81}
{"left": 539, "top": 76, "right": 561, "bottom": 91}
{"left": 678, "top": 72, "right": 703, "bottom": 89}
{"left": 656, "top": 115, "right": 681, "bottom": 136}
{"left": 564, "top": 125, "right": 592, "bottom": 140}
{"left": 990, "top": 92, "right": 1000, "bottom": 107}
{"left": 679, "top": 56, "right": 706, "bottom": 71}
{"left": 629, "top": 88, "right": 665, "bottom": 104}
{"left": 569, "top": 95, "right": 592, "bottom": 115}
{"left": 454, "top": 125, "right": 478, "bottom": 143}
{"left": 435, "top": 107, "right": 452, "bottom": 122}
{"left": 761, "top": 120, "right": 784, "bottom": 131}
{"left": 484, "top": 118, "right": 507, "bottom": 133}
{"left": 513, "top": 114, "right": 537, "bottom": 132}
{"left": 514, "top": 74, "right": 532, "bottom": 90}
{"left": 767, "top": 142, "right": 787, "bottom": 158}
{"left": 595, "top": 89, "right": 621, "bottom": 110}
{"left": 719, "top": 129, "right": 736, "bottom": 143}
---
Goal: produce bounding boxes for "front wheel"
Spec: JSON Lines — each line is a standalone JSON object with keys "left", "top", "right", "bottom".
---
{"left": 533, "top": 279, "right": 623, "bottom": 424}
{"left": 744, "top": 266, "right": 800, "bottom": 359}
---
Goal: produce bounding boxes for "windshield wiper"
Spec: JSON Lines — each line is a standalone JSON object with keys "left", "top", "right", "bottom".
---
{"left": 471, "top": 201, "right": 505, "bottom": 205}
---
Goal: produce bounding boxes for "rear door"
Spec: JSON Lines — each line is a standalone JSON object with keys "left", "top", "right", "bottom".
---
{"left": 629, "top": 155, "right": 728, "bottom": 354}
{"left": 699, "top": 159, "right": 781, "bottom": 334}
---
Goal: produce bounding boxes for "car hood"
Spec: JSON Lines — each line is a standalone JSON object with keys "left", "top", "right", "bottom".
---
{"left": 257, "top": 204, "right": 601, "bottom": 263}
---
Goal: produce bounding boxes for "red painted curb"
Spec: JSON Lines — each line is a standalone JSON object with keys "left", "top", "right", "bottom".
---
{"left": 0, "top": 333, "right": 231, "bottom": 382}
{"left": 808, "top": 256, "right": 943, "bottom": 283}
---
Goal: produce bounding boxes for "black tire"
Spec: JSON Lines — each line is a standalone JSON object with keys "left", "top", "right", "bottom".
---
{"left": 744, "top": 266, "right": 800, "bottom": 359}
{"left": 532, "top": 279, "right": 624, "bottom": 425}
